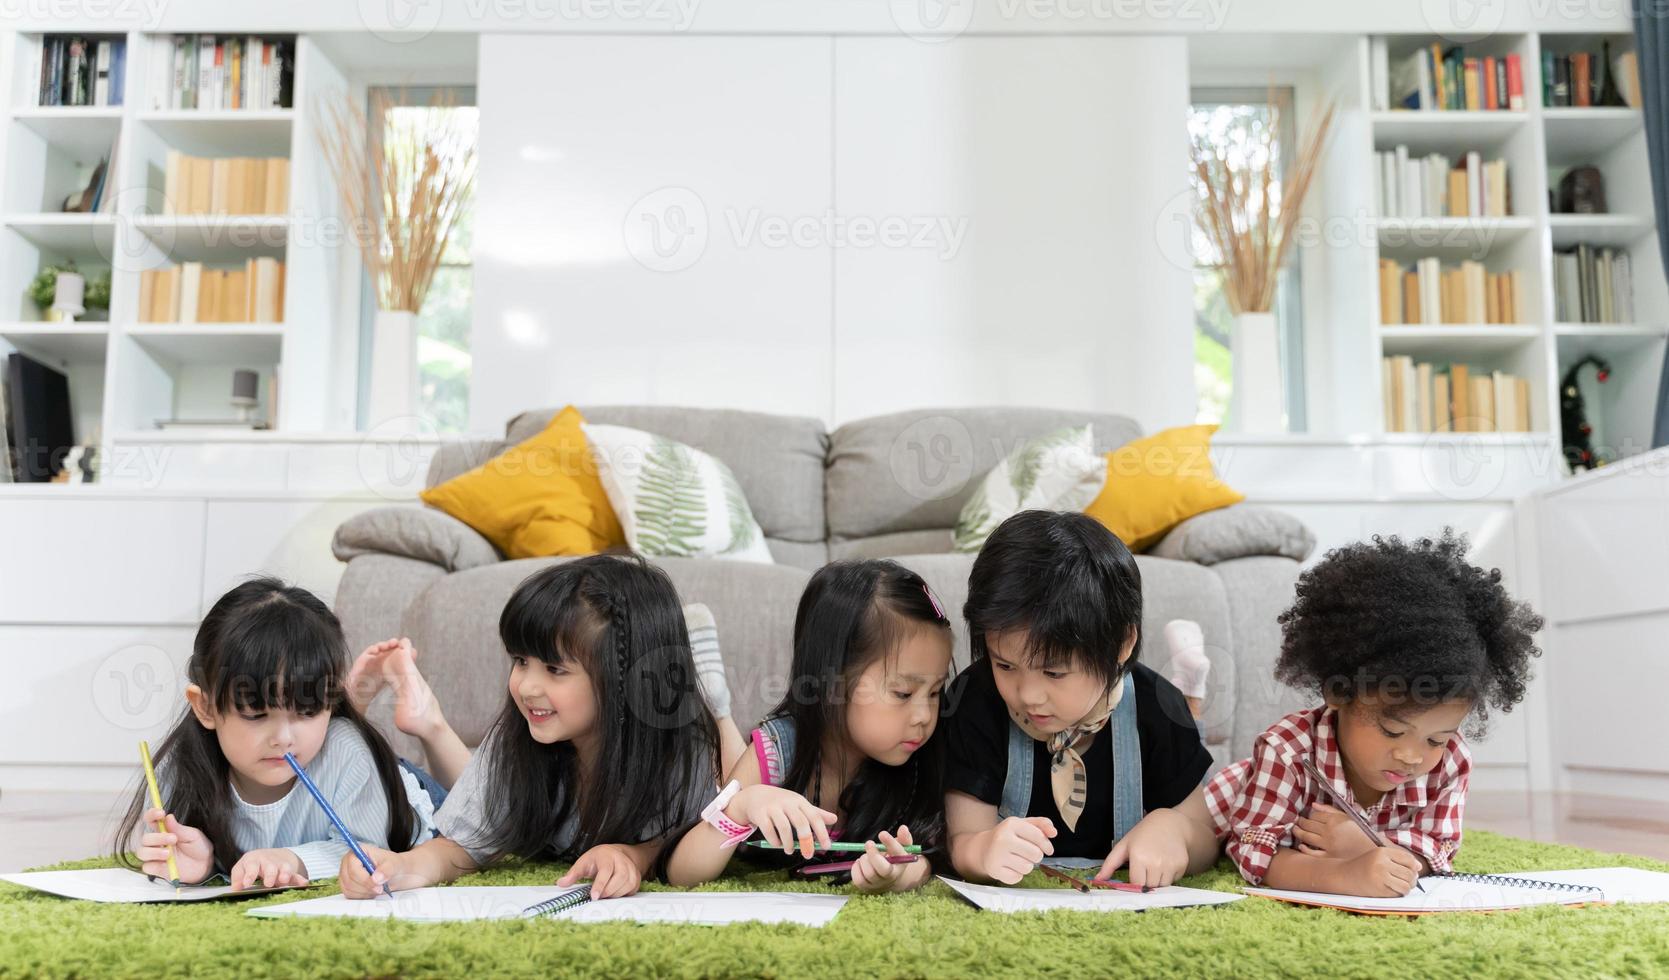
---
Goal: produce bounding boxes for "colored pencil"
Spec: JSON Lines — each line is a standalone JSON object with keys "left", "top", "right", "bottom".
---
{"left": 138, "top": 740, "right": 181, "bottom": 891}
{"left": 1297, "top": 754, "right": 1427, "bottom": 894}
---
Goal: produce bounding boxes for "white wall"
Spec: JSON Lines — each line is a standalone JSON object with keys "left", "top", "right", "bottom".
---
{"left": 469, "top": 33, "right": 1195, "bottom": 431}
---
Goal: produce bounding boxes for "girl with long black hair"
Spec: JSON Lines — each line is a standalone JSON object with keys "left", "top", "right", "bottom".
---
{"left": 113, "top": 577, "right": 433, "bottom": 891}
{"left": 339, "top": 553, "right": 721, "bottom": 900}
{"left": 666, "top": 559, "right": 952, "bottom": 893}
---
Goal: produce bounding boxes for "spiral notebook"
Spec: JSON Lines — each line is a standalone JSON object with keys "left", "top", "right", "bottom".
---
{"left": 246, "top": 886, "right": 847, "bottom": 926}
{"left": 1245, "top": 867, "right": 1669, "bottom": 915}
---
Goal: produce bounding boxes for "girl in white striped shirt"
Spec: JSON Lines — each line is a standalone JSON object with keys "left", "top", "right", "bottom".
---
{"left": 113, "top": 578, "right": 437, "bottom": 890}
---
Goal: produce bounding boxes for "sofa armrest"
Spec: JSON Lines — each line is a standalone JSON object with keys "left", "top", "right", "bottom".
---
{"left": 331, "top": 505, "right": 502, "bottom": 573}
{"left": 1148, "top": 504, "right": 1315, "bottom": 566}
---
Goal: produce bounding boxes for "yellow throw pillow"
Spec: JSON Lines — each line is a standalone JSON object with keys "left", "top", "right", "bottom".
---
{"left": 1083, "top": 424, "right": 1244, "bottom": 553}
{"left": 420, "top": 405, "right": 624, "bottom": 559}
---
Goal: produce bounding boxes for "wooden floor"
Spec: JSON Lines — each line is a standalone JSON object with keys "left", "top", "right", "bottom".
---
{"left": 2, "top": 788, "right": 1666, "bottom": 874}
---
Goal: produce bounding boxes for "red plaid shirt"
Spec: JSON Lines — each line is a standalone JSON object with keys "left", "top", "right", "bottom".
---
{"left": 1204, "top": 705, "right": 1470, "bottom": 885}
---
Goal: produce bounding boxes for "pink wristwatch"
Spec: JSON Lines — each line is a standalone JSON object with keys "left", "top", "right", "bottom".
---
{"left": 702, "top": 779, "right": 753, "bottom": 848}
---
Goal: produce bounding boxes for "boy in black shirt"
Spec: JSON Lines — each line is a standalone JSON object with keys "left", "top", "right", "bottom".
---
{"left": 943, "top": 510, "right": 1220, "bottom": 887}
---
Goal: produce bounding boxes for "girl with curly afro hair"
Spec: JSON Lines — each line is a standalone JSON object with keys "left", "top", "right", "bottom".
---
{"left": 1198, "top": 530, "right": 1543, "bottom": 899}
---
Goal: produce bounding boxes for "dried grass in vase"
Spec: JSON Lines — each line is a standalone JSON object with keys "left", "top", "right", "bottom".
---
{"left": 1191, "top": 94, "right": 1335, "bottom": 315}
{"left": 315, "top": 89, "right": 478, "bottom": 314}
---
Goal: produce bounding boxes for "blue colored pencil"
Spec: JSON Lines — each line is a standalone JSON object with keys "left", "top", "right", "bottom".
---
{"left": 283, "top": 752, "right": 391, "bottom": 898}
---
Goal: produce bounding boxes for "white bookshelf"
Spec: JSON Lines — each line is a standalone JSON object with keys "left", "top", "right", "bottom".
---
{"left": 0, "top": 30, "right": 354, "bottom": 457}
{"left": 1356, "top": 31, "right": 1666, "bottom": 464}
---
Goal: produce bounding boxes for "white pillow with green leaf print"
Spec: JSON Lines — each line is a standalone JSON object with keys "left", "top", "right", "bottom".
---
{"left": 581, "top": 423, "right": 774, "bottom": 564}
{"left": 952, "top": 424, "right": 1107, "bottom": 553}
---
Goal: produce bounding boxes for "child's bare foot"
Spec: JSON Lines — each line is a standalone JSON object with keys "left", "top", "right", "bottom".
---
{"left": 346, "top": 638, "right": 404, "bottom": 715}
{"left": 382, "top": 639, "right": 446, "bottom": 741}
{"left": 347, "top": 638, "right": 445, "bottom": 740}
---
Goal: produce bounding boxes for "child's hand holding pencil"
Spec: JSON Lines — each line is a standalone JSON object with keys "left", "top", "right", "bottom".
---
{"left": 338, "top": 844, "right": 404, "bottom": 900}
{"left": 134, "top": 807, "right": 215, "bottom": 886}
{"left": 849, "top": 826, "right": 926, "bottom": 894}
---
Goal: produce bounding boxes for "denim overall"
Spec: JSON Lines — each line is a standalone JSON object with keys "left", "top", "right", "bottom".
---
{"left": 998, "top": 671, "right": 1142, "bottom": 845}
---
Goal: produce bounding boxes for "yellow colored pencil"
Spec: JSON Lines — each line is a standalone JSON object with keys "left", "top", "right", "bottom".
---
{"left": 138, "top": 740, "right": 181, "bottom": 890}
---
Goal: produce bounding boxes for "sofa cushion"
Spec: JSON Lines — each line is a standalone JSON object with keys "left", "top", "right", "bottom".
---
{"left": 332, "top": 505, "right": 503, "bottom": 572}
{"left": 506, "top": 406, "right": 829, "bottom": 545}
{"left": 825, "top": 407, "right": 1144, "bottom": 543}
{"left": 582, "top": 422, "right": 774, "bottom": 564}
{"left": 951, "top": 423, "right": 1107, "bottom": 553}
{"left": 766, "top": 538, "right": 829, "bottom": 571}
{"left": 1149, "top": 504, "right": 1316, "bottom": 566}
{"left": 887, "top": 552, "right": 1234, "bottom": 747}
{"left": 398, "top": 555, "right": 813, "bottom": 747}
{"left": 829, "top": 529, "right": 953, "bottom": 562}
{"left": 1083, "top": 423, "right": 1244, "bottom": 552}
{"left": 420, "top": 407, "right": 626, "bottom": 560}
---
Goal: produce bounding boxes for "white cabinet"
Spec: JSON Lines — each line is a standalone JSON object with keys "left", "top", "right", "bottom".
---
{"left": 0, "top": 498, "right": 203, "bottom": 624}
{"left": 0, "top": 625, "right": 195, "bottom": 790}
{"left": 0, "top": 487, "right": 397, "bottom": 791}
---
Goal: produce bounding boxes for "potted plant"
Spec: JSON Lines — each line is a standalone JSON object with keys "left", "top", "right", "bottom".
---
{"left": 27, "top": 264, "right": 111, "bottom": 321}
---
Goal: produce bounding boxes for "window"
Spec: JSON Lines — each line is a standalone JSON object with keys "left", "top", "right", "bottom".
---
{"left": 1187, "top": 88, "right": 1307, "bottom": 431}
{"left": 360, "top": 86, "right": 478, "bottom": 434}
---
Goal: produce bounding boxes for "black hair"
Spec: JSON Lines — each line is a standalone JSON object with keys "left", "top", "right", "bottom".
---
{"left": 1275, "top": 530, "right": 1543, "bottom": 737}
{"left": 470, "top": 553, "right": 720, "bottom": 864}
{"left": 964, "top": 510, "right": 1143, "bottom": 688}
{"left": 114, "top": 577, "right": 415, "bottom": 874}
{"left": 757, "top": 559, "right": 953, "bottom": 861}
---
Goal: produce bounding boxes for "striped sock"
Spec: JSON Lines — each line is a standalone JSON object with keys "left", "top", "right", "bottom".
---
{"left": 683, "top": 602, "right": 732, "bottom": 720}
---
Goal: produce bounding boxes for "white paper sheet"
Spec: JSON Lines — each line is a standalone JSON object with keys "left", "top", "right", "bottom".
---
{"left": 246, "top": 887, "right": 849, "bottom": 926}
{"left": 0, "top": 868, "right": 292, "bottom": 903}
{"left": 938, "top": 876, "right": 1244, "bottom": 913}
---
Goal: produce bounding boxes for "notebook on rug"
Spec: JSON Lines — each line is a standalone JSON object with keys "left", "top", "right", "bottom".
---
{"left": 0, "top": 868, "right": 297, "bottom": 903}
{"left": 246, "top": 886, "right": 848, "bottom": 926}
{"left": 1246, "top": 867, "right": 1669, "bottom": 915}
{"left": 938, "top": 876, "right": 1244, "bottom": 913}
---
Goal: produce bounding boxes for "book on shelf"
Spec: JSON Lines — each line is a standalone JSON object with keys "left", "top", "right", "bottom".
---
{"left": 33, "top": 36, "right": 126, "bottom": 107}
{"left": 1553, "top": 244, "right": 1634, "bottom": 324}
{"left": 162, "top": 154, "right": 289, "bottom": 216}
{"left": 139, "top": 259, "right": 285, "bottom": 324}
{"left": 1383, "top": 356, "right": 1532, "bottom": 434}
{"left": 145, "top": 35, "right": 294, "bottom": 112}
{"left": 1385, "top": 42, "right": 1522, "bottom": 112}
{"left": 1374, "top": 146, "right": 1510, "bottom": 218}
{"left": 1542, "top": 42, "right": 1639, "bottom": 108}
{"left": 1378, "top": 258, "right": 1520, "bottom": 325}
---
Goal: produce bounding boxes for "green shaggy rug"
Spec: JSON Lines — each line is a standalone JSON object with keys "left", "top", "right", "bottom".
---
{"left": 3, "top": 831, "right": 1668, "bottom": 978}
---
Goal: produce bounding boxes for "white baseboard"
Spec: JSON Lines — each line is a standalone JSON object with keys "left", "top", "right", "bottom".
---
{"left": 1470, "top": 764, "right": 1531, "bottom": 793}
{"left": 1562, "top": 767, "right": 1669, "bottom": 804}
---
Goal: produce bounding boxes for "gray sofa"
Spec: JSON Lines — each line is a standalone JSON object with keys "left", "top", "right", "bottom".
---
{"left": 332, "top": 406, "right": 1315, "bottom": 770}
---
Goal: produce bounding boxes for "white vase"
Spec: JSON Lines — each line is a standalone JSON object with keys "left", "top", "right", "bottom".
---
{"left": 367, "top": 309, "right": 419, "bottom": 432}
{"left": 1229, "top": 311, "right": 1285, "bottom": 433}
